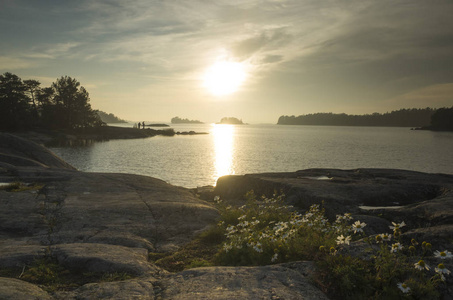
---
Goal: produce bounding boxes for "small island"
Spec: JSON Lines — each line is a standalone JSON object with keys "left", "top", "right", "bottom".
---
{"left": 145, "top": 123, "right": 170, "bottom": 127}
{"left": 217, "top": 117, "right": 245, "bottom": 125}
{"left": 171, "top": 117, "right": 203, "bottom": 124}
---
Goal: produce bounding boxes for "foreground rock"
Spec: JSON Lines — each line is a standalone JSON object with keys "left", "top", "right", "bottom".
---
{"left": 215, "top": 169, "right": 453, "bottom": 254}
{"left": 158, "top": 262, "right": 328, "bottom": 300}
{"left": 4, "top": 132, "right": 451, "bottom": 298}
{"left": 0, "top": 133, "right": 328, "bottom": 299}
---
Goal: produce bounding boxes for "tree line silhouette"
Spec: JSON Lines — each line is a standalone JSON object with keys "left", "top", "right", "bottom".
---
{"left": 0, "top": 72, "right": 104, "bottom": 130}
{"left": 278, "top": 107, "right": 453, "bottom": 130}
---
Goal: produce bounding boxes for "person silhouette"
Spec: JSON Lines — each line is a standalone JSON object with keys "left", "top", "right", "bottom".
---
{"left": 137, "top": 122, "right": 141, "bottom": 129}
{"left": 142, "top": 121, "right": 145, "bottom": 129}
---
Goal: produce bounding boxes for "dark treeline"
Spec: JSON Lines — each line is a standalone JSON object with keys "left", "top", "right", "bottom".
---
{"left": 96, "top": 110, "right": 126, "bottom": 123}
{"left": 277, "top": 108, "right": 438, "bottom": 127}
{"left": 171, "top": 116, "right": 203, "bottom": 124}
{"left": 426, "top": 107, "right": 453, "bottom": 131}
{"left": 0, "top": 72, "right": 104, "bottom": 131}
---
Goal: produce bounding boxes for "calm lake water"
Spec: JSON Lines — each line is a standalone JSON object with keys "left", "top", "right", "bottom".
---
{"left": 49, "top": 124, "right": 453, "bottom": 188}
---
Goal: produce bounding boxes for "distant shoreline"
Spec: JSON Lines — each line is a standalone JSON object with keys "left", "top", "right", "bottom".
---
{"left": 10, "top": 125, "right": 207, "bottom": 146}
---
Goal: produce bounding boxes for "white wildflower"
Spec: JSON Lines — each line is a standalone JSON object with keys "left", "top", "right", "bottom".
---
{"left": 435, "top": 263, "right": 451, "bottom": 276}
{"left": 389, "top": 221, "right": 406, "bottom": 230}
{"left": 434, "top": 250, "right": 453, "bottom": 259}
{"left": 223, "top": 243, "right": 233, "bottom": 253}
{"left": 336, "top": 235, "right": 351, "bottom": 245}
{"left": 352, "top": 220, "right": 366, "bottom": 234}
{"left": 397, "top": 282, "right": 411, "bottom": 294}
{"left": 414, "top": 260, "right": 430, "bottom": 271}
{"left": 271, "top": 253, "right": 278, "bottom": 262}
{"left": 390, "top": 242, "right": 403, "bottom": 253}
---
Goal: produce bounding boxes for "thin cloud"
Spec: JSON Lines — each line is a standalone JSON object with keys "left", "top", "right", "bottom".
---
{"left": 231, "top": 29, "right": 292, "bottom": 61}
{"left": 385, "top": 83, "right": 453, "bottom": 109}
{"left": 0, "top": 56, "right": 35, "bottom": 70}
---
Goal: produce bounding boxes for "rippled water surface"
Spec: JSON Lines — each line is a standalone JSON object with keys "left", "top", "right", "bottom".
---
{"left": 49, "top": 124, "right": 453, "bottom": 188}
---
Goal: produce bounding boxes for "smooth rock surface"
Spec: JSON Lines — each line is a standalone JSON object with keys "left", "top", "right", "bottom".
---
{"left": 0, "top": 277, "right": 52, "bottom": 300}
{"left": 215, "top": 169, "right": 453, "bottom": 243}
{"left": 55, "top": 278, "right": 156, "bottom": 300}
{"left": 158, "top": 261, "right": 328, "bottom": 300}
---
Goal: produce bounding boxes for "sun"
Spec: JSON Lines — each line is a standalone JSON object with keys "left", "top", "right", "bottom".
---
{"left": 203, "top": 61, "right": 246, "bottom": 96}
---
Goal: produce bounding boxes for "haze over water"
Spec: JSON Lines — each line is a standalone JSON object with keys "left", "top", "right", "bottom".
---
{"left": 49, "top": 124, "right": 453, "bottom": 188}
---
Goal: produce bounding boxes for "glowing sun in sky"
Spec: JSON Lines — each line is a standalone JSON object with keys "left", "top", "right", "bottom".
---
{"left": 203, "top": 61, "right": 246, "bottom": 96}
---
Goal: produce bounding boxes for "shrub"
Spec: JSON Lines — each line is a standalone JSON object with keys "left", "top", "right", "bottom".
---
{"left": 213, "top": 192, "right": 451, "bottom": 299}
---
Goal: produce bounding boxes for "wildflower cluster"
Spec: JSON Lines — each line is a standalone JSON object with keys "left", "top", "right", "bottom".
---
{"left": 361, "top": 220, "right": 450, "bottom": 296}
{"left": 215, "top": 192, "right": 358, "bottom": 265}
{"left": 212, "top": 192, "right": 452, "bottom": 298}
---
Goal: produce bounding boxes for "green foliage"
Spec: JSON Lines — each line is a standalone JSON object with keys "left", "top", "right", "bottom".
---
{"left": 1, "top": 257, "right": 135, "bottom": 292}
{"left": 186, "top": 259, "right": 213, "bottom": 269}
{"left": 0, "top": 72, "right": 103, "bottom": 130}
{"left": 0, "top": 182, "right": 44, "bottom": 192}
{"left": 316, "top": 255, "right": 373, "bottom": 299}
{"left": 214, "top": 191, "right": 345, "bottom": 266}
{"left": 150, "top": 231, "right": 221, "bottom": 272}
{"left": 213, "top": 192, "right": 450, "bottom": 299}
{"left": 0, "top": 72, "right": 32, "bottom": 129}
{"left": 20, "top": 258, "right": 68, "bottom": 288}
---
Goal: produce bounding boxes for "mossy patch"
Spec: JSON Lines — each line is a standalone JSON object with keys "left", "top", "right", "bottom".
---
{"left": 0, "top": 257, "right": 135, "bottom": 292}
{"left": 0, "top": 182, "right": 44, "bottom": 192}
{"left": 149, "top": 227, "right": 223, "bottom": 272}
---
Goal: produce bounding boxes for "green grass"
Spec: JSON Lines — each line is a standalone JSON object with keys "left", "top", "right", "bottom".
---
{"left": 149, "top": 227, "right": 223, "bottom": 272}
{"left": 0, "top": 257, "right": 135, "bottom": 292}
{"left": 0, "top": 182, "right": 44, "bottom": 192}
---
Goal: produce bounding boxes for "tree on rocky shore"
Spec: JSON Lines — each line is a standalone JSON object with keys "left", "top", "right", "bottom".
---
{"left": 0, "top": 72, "right": 103, "bottom": 130}
{"left": 0, "top": 72, "right": 32, "bottom": 130}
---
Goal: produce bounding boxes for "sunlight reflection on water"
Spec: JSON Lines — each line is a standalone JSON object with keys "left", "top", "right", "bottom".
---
{"left": 212, "top": 124, "right": 235, "bottom": 184}
{"left": 49, "top": 124, "right": 453, "bottom": 188}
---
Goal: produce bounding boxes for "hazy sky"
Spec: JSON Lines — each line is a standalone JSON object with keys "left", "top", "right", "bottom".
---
{"left": 1, "top": 0, "right": 453, "bottom": 123}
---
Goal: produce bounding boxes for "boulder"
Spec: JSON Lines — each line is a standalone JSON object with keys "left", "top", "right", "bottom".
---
{"left": 0, "top": 133, "right": 75, "bottom": 170}
{"left": 0, "top": 277, "right": 52, "bottom": 300}
{"left": 52, "top": 243, "right": 159, "bottom": 276}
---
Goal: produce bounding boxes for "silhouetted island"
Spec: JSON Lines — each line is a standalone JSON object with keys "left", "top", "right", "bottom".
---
{"left": 217, "top": 117, "right": 245, "bottom": 125}
{"left": 277, "top": 108, "right": 437, "bottom": 127}
{"left": 171, "top": 117, "right": 203, "bottom": 124}
{"left": 96, "top": 110, "right": 127, "bottom": 123}
{"left": 146, "top": 124, "right": 170, "bottom": 127}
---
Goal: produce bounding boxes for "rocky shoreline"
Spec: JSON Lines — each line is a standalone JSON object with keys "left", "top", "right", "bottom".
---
{"left": 9, "top": 125, "right": 208, "bottom": 147}
{"left": 1, "top": 132, "right": 452, "bottom": 299}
